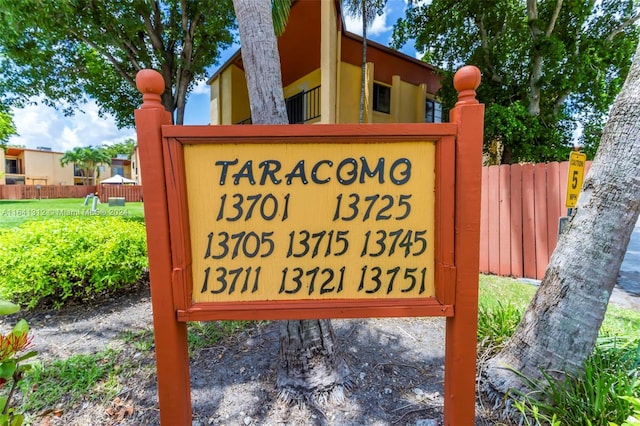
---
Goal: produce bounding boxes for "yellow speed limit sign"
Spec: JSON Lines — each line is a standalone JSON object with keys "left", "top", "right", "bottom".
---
{"left": 566, "top": 151, "right": 587, "bottom": 208}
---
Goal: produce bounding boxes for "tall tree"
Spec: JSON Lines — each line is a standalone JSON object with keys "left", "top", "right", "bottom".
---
{"left": 60, "top": 145, "right": 112, "bottom": 185}
{"left": 393, "top": 0, "right": 639, "bottom": 164}
{"left": 102, "top": 138, "right": 137, "bottom": 160}
{"left": 232, "top": 0, "right": 351, "bottom": 404}
{"left": 342, "top": 0, "right": 387, "bottom": 123}
{"left": 0, "top": 107, "right": 16, "bottom": 149}
{"left": 483, "top": 38, "right": 640, "bottom": 408}
{"left": 0, "top": 0, "right": 235, "bottom": 126}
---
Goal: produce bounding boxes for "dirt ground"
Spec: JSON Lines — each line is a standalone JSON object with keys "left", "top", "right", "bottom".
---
{"left": 2, "top": 283, "right": 503, "bottom": 426}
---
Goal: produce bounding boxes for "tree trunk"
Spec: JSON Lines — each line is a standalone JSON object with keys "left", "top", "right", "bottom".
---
{"left": 277, "top": 320, "right": 351, "bottom": 404}
{"left": 233, "top": 0, "right": 288, "bottom": 125}
{"left": 483, "top": 40, "right": 640, "bottom": 409}
{"left": 232, "top": 0, "right": 351, "bottom": 404}
{"left": 526, "top": 0, "right": 543, "bottom": 116}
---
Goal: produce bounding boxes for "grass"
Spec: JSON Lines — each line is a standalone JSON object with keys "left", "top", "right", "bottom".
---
{"left": 0, "top": 198, "right": 145, "bottom": 228}
{"left": 479, "top": 274, "right": 640, "bottom": 425}
{"left": 19, "top": 349, "right": 122, "bottom": 413}
{"left": 187, "top": 320, "right": 258, "bottom": 353}
{"left": 479, "top": 274, "right": 640, "bottom": 335}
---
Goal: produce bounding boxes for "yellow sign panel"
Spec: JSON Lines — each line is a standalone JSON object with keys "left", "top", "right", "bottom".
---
{"left": 566, "top": 151, "right": 587, "bottom": 208}
{"left": 184, "top": 141, "right": 436, "bottom": 303}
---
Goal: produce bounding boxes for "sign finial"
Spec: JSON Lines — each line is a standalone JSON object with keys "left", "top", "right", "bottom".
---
{"left": 136, "top": 69, "right": 165, "bottom": 110}
{"left": 453, "top": 66, "right": 481, "bottom": 106}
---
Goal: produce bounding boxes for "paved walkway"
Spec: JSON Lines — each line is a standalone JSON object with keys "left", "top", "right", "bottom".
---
{"left": 518, "top": 219, "right": 640, "bottom": 312}
{"left": 613, "top": 219, "right": 640, "bottom": 311}
{"left": 618, "top": 219, "right": 640, "bottom": 294}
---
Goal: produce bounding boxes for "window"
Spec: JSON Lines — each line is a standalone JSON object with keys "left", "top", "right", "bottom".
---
{"left": 73, "top": 164, "right": 85, "bottom": 177}
{"left": 425, "top": 99, "right": 442, "bottom": 123}
{"left": 5, "top": 159, "right": 19, "bottom": 174}
{"left": 373, "top": 83, "right": 391, "bottom": 114}
{"left": 112, "top": 166, "right": 125, "bottom": 176}
{"left": 5, "top": 176, "right": 24, "bottom": 185}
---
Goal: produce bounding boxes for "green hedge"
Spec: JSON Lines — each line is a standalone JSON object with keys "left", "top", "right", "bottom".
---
{"left": 0, "top": 217, "right": 148, "bottom": 309}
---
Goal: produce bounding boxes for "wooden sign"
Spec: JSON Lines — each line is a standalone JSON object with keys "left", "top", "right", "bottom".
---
{"left": 161, "top": 125, "right": 455, "bottom": 321}
{"left": 134, "top": 65, "right": 484, "bottom": 426}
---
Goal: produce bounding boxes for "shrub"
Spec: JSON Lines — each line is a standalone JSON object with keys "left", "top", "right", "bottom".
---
{"left": 0, "top": 218, "right": 148, "bottom": 309}
{"left": 516, "top": 336, "right": 640, "bottom": 425}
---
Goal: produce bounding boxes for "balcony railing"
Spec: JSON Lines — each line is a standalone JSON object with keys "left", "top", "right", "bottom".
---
{"left": 236, "top": 85, "right": 321, "bottom": 125}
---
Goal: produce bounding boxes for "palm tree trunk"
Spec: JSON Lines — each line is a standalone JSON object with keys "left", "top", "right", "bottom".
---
{"left": 277, "top": 320, "right": 351, "bottom": 404}
{"left": 232, "top": 0, "right": 350, "bottom": 404}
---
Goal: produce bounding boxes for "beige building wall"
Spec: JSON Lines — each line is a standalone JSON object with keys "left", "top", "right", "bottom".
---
{"left": 338, "top": 62, "right": 362, "bottom": 124}
{"left": 26, "top": 150, "right": 75, "bottom": 185}
{"left": 229, "top": 66, "right": 251, "bottom": 124}
{"left": 0, "top": 149, "right": 5, "bottom": 185}
{"left": 320, "top": 0, "right": 338, "bottom": 124}
{"left": 131, "top": 147, "right": 142, "bottom": 185}
{"left": 4, "top": 149, "right": 74, "bottom": 185}
{"left": 283, "top": 68, "right": 321, "bottom": 99}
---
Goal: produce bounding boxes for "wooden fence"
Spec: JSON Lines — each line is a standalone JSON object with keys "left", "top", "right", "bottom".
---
{"left": 0, "top": 185, "right": 97, "bottom": 200}
{"left": 96, "top": 185, "right": 143, "bottom": 203}
{"left": 480, "top": 160, "right": 592, "bottom": 280}
{"left": 0, "top": 184, "right": 143, "bottom": 203}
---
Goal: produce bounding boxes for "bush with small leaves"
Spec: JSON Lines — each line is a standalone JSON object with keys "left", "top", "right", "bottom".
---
{"left": 0, "top": 217, "right": 148, "bottom": 309}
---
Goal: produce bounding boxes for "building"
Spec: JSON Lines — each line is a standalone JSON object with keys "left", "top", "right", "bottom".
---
{"left": 1, "top": 146, "right": 135, "bottom": 186}
{"left": 1, "top": 147, "right": 75, "bottom": 185}
{"left": 130, "top": 147, "right": 142, "bottom": 185}
{"left": 72, "top": 156, "right": 133, "bottom": 186}
{"left": 207, "top": 1, "right": 442, "bottom": 126}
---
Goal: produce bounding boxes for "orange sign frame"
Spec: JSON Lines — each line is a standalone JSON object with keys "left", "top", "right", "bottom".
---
{"left": 134, "top": 66, "right": 484, "bottom": 426}
{"left": 161, "top": 124, "right": 456, "bottom": 321}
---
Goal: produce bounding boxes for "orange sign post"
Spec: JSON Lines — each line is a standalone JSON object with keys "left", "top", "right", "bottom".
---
{"left": 134, "top": 66, "right": 484, "bottom": 425}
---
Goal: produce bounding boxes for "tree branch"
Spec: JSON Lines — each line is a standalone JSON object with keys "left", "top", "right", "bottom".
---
{"left": 475, "top": 13, "right": 503, "bottom": 83}
{"left": 545, "top": 0, "right": 563, "bottom": 37}
{"left": 606, "top": 11, "right": 640, "bottom": 42}
{"left": 141, "top": 2, "right": 165, "bottom": 53}
{"left": 69, "top": 30, "right": 137, "bottom": 88}
{"left": 553, "top": 90, "right": 571, "bottom": 113}
{"left": 527, "top": 0, "right": 543, "bottom": 39}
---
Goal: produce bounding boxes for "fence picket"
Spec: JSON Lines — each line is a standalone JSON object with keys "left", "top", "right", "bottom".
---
{"left": 499, "top": 165, "right": 512, "bottom": 276}
{"left": 510, "top": 164, "right": 523, "bottom": 278}
{"left": 479, "top": 167, "right": 489, "bottom": 271}
{"left": 522, "top": 164, "right": 537, "bottom": 279}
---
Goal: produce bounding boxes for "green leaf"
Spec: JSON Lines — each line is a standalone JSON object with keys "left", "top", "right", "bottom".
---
{"left": 0, "top": 360, "right": 17, "bottom": 379}
{"left": 391, "top": 0, "right": 639, "bottom": 163}
{"left": 15, "top": 351, "right": 37, "bottom": 363}
{"left": 11, "top": 319, "right": 29, "bottom": 337}
{"left": 0, "top": 300, "right": 20, "bottom": 315}
{"left": 10, "top": 413, "right": 24, "bottom": 426}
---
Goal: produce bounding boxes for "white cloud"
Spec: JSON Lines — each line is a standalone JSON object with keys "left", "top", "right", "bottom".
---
{"left": 190, "top": 78, "right": 210, "bottom": 96}
{"left": 343, "top": 5, "right": 393, "bottom": 38}
{"left": 8, "top": 99, "right": 136, "bottom": 153}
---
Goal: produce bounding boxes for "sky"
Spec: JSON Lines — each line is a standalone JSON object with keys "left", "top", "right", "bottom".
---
{"left": 6, "top": 0, "right": 418, "bottom": 153}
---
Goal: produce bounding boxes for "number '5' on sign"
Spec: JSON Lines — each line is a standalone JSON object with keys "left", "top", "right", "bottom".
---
{"left": 565, "top": 151, "right": 587, "bottom": 208}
